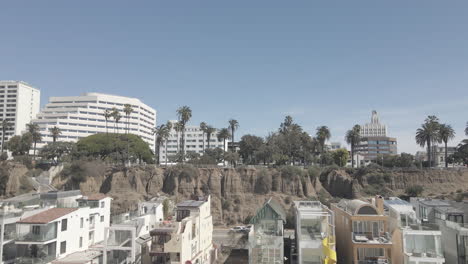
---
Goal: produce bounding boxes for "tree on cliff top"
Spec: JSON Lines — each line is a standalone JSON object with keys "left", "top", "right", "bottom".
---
{"left": 76, "top": 133, "right": 153, "bottom": 164}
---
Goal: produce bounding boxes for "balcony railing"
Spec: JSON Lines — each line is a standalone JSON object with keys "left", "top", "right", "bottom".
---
{"left": 16, "top": 255, "right": 55, "bottom": 264}
{"left": 357, "top": 258, "right": 390, "bottom": 264}
{"left": 352, "top": 232, "right": 392, "bottom": 244}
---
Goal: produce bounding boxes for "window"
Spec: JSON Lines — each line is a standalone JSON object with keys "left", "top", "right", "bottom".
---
{"left": 60, "top": 241, "right": 66, "bottom": 254}
{"left": 79, "top": 237, "right": 83, "bottom": 248}
{"left": 61, "top": 219, "right": 68, "bottom": 231}
{"left": 100, "top": 215, "right": 104, "bottom": 222}
{"left": 101, "top": 201, "right": 105, "bottom": 208}
{"left": 32, "top": 225, "right": 40, "bottom": 235}
{"left": 80, "top": 217, "right": 84, "bottom": 228}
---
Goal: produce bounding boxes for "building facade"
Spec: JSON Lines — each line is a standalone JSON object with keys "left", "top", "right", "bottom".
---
{"left": 430, "top": 145, "right": 457, "bottom": 167}
{"left": 331, "top": 196, "right": 392, "bottom": 264}
{"left": 248, "top": 198, "right": 286, "bottom": 264}
{"left": 33, "top": 93, "right": 156, "bottom": 149}
{"left": 0, "top": 81, "right": 40, "bottom": 149}
{"left": 294, "top": 201, "right": 337, "bottom": 264}
{"left": 104, "top": 200, "right": 164, "bottom": 264}
{"left": 356, "top": 136, "right": 398, "bottom": 161}
{"left": 159, "top": 123, "right": 227, "bottom": 163}
{"left": 15, "top": 194, "right": 111, "bottom": 264}
{"left": 149, "top": 196, "right": 215, "bottom": 264}
{"left": 360, "top": 111, "right": 387, "bottom": 137}
{"left": 385, "top": 197, "right": 445, "bottom": 264}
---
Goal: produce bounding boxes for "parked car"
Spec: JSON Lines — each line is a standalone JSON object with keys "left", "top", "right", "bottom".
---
{"left": 230, "top": 226, "right": 245, "bottom": 232}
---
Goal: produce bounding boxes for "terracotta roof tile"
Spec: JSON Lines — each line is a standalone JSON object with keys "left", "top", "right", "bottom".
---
{"left": 18, "top": 208, "right": 78, "bottom": 224}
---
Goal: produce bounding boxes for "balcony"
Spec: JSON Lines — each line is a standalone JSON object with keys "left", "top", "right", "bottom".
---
{"left": 16, "top": 255, "right": 55, "bottom": 264}
{"left": 16, "top": 223, "right": 57, "bottom": 243}
{"left": 357, "top": 259, "right": 390, "bottom": 264}
{"left": 352, "top": 232, "right": 392, "bottom": 245}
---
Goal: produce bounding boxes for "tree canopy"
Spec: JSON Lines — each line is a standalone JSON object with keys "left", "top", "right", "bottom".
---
{"left": 76, "top": 133, "right": 153, "bottom": 163}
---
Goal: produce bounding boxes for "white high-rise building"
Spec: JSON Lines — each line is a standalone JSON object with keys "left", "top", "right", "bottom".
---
{"left": 0, "top": 81, "right": 40, "bottom": 148}
{"left": 32, "top": 93, "right": 156, "bottom": 149}
{"left": 159, "top": 122, "right": 227, "bottom": 163}
{"left": 360, "top": 110, "right": 387, "bottom": 137}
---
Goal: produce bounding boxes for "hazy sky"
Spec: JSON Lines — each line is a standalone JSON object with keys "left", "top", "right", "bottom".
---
{"left": 1, "top": 1, "right": 467, "bottom": 154}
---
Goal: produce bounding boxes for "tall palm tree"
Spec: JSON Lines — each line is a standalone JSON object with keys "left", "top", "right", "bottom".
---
{"left": 415, "top": 116, "right": 440, "bottom": 167}
{"left": 205, "top": 126, "right": 216, "bottom": 149}
{"left": 217, "top": 128, "right": 231, "bottom": 152}
{"left": 345, "top": 125, "right": 361, "bottom": 168}
{"left": 112, "top": 108, "right": 121, "bottom": 134}
{"left": 123, "top": 104, "right": 134, "bottom": 134}
{"left": 176, "top": 106, "right": 192, "bottom": 158}
{"left": 465, "top": 121, "right": 468, "bottom": 136}
{"left": 0, "top": 119, "right": 12, "bottom": 153}
{"left": 49, "top": 126, "right": 61, "bottom": 143}
{"left": 173, "top": 121, "right": 183, "bottom": 153}
{"left": 153, "top": 124, "right": 167, "bottom": 165}
{"left": 103, "top": 109, "right": 112, "bottom": 134}
{"left": 163, "top": 121, "right": 173, "bottom": 166}
{"left": 228, "top": 119, "right": 239, "bottom": 145}
{"left": 316, "top": 126, "right": 331, "bottom": 153}
{"left": 200, "top": 122, "right": 207, "bottom": 153}
{"left": 26, "top": 123, "right": 42, "bottom": 159}
{"left": 438, "top": 124, "right": 456, "bottom": 168}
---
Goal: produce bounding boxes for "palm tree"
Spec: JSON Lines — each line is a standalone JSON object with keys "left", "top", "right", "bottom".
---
{"left": 26, "top": 123, "right": 42, "bottom": 159}
{"left": 0, "top": 119, "right": 12, "bottom": 153}
{"left": 228, "top": 119, "right": 239, "bottom": 145}
{"left": 173, "top": 121, "right": 183, "bottom": 153}
{"left": 465, "top": 121, "right": 468, "bottom": 136}
{"left": 112, "top": 108, "right": 121, "bottom": 134}
{"left": 316, "top": 126, "right": 331, "bottom": 153}
{"left": 205, "top": 126, "right": 216, "bottom": 149}
{"left": 153, "top": 124, "right": 168, "bottom": 165}
{"left": 176, "top": 106, "right": 192, "bottom": 159}
{"left": 123, "top": 104, "right": 134, "bottom": 134}
{"left": 217, "top": 128, "right": 231, "bottom": 152}
{"left": 438, "top": 124, "right": 456, "bottom": 168}
{"left": 103, "top": 109, "right": 112, "bottom": 134}
{"left": 415, "top": 116, "right": 440, "bottom": 167}
{"left": 163, "top": 121, "right": 172, "bottom": 166}
{"left": 200, "top": 122, "right": 207, "bottom": 153}
{"left": 345, "top": 125, "right": 361, "bottom": 168}
{"left": 49, "top": 126, "right": 62, "bottom": 143}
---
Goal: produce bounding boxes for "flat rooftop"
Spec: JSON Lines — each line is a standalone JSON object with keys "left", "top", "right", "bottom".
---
{"left": 52, "top": 249, "right": 102, "bottom": 264}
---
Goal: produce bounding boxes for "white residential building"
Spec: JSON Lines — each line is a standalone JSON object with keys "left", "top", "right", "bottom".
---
{"left": 248, "top": 198, "right": 286, "bottom": 264}
{"left": 104, "top": 200, "right": 164, "bottom": 264}
{"left": 294, "top": 200, "right": 336, "bottom": 264}
{"left": 0, "top": 81, "right": 40, "bottom": 149}
{"left": 360, "top": 110, "right": 387, "bottom": 137}
{"left": 385, "top": 198, "right": 445, "bottom": 264}
{"left": 160, "top": 123, "right": 227, "bottom": 163}
{"left": 149, "top": 196, "right": 216, "bottom": 264}
{"left": 14, "top": 194, "right": 111, "bottom": 264}
{"left": 32, "top": 93, "right": 156, "bottom": 149}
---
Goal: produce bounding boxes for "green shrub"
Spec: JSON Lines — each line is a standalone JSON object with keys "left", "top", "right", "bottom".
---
{"left": 405, "top": 185, "right": 424, "bottom": 197}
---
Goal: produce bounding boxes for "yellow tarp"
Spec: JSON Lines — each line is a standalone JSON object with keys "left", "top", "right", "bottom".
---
{"left": 322, "top": 237, "right": 337, "bottom": 264}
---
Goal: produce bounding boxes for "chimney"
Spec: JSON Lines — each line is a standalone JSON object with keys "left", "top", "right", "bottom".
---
{"left": 375, "top": 195, "right": 384, "bottom": 215}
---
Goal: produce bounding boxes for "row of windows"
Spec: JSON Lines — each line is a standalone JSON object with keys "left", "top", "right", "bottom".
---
{"left": 367, "top": 140, "right": 396, "bottom": 145}
{"left": 165, "top": 144, "right": 224, "bottom": 149}
{"left": 0, "top": 86, "right": 17, "bottom": 89}
{"left": 0, "top": 104, "right": 17, "bottom": 108}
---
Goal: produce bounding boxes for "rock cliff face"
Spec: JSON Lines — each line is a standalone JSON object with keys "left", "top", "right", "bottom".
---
{"left": 4, "top": 160, "right": 468, "bottom": 226}
{"left": 0, "top": 162, "right": 34, "bottom": 197}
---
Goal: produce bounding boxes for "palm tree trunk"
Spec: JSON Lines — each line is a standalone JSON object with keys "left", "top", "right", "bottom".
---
{"left": 33, "top": 141, "right": 37, "bottom": 159}
{"left": 1, "top": 131, "right": 4, "bottom": 153}
{"left": 445, "top": 141, "right": 448, "bottom": 168}
{"left": 165, "top": 139, "right": 168, "bottom": 166}
{"left": 105, "top": 119, "right": 108, "bottom": 134}
{"left": 202, "top": 132, "right": 205, "bottom": 153}
{"left": 427, "top": 141, "right": 431, "bottom": 168}
{"left": 351, "top": 145, "right": 355, "bottom": 168}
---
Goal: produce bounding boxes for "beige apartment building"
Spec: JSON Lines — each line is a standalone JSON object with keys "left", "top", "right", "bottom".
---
{"left": 331, "top": 196, "right": 392, "bottom": 264}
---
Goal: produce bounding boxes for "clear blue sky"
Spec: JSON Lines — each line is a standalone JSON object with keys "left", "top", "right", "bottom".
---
{"left": 1, "top": 0, "right": 467, "bottom": 154}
